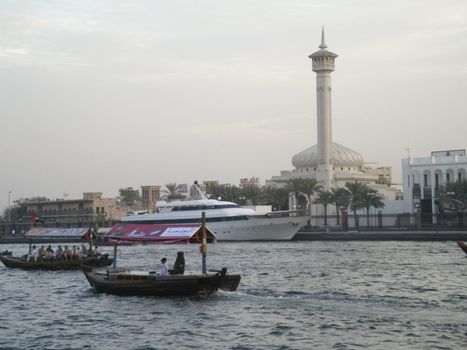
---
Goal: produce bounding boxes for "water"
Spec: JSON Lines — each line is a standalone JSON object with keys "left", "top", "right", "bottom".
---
{"left": 0, "top": 241, "right": 466, "bottom": 350}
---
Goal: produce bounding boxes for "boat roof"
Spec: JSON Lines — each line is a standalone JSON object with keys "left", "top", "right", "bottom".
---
{"left": 104, "top": 223, "right": 216, "bottom": 244}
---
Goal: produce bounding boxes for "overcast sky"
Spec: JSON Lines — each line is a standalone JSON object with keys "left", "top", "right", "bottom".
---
{"left": 1, "top": 0, "right": 466, "bottom": 210}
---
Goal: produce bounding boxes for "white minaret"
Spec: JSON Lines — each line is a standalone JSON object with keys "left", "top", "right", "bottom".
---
{"left": 309, "top": 28, "right": 338, "bottom": 191}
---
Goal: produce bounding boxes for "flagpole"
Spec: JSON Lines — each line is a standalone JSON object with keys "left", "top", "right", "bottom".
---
{"left": 200, "top": 211, "right": 207, "bottom": 274}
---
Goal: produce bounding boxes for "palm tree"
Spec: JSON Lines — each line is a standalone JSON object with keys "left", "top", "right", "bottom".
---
{"left": 240, "top": 184, "right": 262, "bottom": 205}
{"left": 345, "top": 181, "right": 367, "bottom": 230}
{"left": 285, "top": 178, "right": 321, "bottom": 211}
{"left": 331, "top": 187, "right": 351, "bottom": 225}
{"left": 443, "top": 179, "right": 467, "bottom": 204}
{"left": 162, "top": 183, "right": 184, "bottom": 200}
{"left": 315, "top": 190, "right": 334, "bottom": 229}
{"left": 262, "top": 186, "right": 289, "bottom": 211}
{"left": 301, "top": 178, "right": 321, "bottom": 214}
{"left": 360, "top": 189, "right": 385, "bottom": 227}
{"left": 286, "top": 178, "right": 306, "bottom": 210}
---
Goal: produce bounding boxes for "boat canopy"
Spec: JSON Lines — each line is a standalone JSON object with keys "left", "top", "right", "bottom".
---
{"left": 25, "top": 227, "right": 90, "bottom": 238}
{"left": 104, "top": 223, "right": 216, "bottom": 244}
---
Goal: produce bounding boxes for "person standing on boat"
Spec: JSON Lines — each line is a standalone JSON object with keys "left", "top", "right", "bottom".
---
{"left": 159, "top": 258, "right": 168, "bottom": 276}
{"left": 30, "top": 245, "right": 38, "bottom": 261}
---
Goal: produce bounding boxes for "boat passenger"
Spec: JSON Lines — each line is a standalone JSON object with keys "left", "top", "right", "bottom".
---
{"left": 30, "top": 245, "right": 38, "bottom": 261}
{"left": 45, "top": 245, "right": 54, "bottom": 259}
{"left": 81, "top": 244, "right": 88, "bottom": 256}
{"left": 72, "top": 246, "right": 77, "bottom": 259}
{"left": 31, "top": 245, "right": 39, "bottom": 261}
{"left": 38, "top": 246, "right": 45, "bottom": 259}
{"left": 93, "top": 246, "right": 101, "bottom": 256}
{"left": 159, "top": 258, "right": 168, "bottom": 276}
{"left": 75, "top": 247, "right": 82, "bottom": 260}
{"left": 55, "top": 245, "right": 63, "bottom": 259}
{"left": 63, "top": 245, "right": 71, "bottom": 260}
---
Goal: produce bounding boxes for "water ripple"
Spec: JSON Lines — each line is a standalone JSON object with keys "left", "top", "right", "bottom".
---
{"left": 0, "top": 241, "right": 466, "bottom": 349}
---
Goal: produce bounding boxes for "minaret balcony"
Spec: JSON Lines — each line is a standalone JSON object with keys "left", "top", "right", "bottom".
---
{"left": 312, "top": 62, "right": 335, "bottom": 72}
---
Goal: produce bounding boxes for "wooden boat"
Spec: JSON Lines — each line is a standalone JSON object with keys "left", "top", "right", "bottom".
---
{"left": 83, "top": 213, "right": 241, "bottom": 297}
{"left": 456, "top": 241, "right": 467, "bottom": 254}
{"left": 82, "top": 266, "right": 241, "bottom": 296}
{"left": 0, "top": 252, "right": 113, "bottom": 270}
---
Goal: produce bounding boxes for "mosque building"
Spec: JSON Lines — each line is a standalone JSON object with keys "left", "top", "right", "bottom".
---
{"left": 266, "top": 30, "right": 400, "bottom": 207}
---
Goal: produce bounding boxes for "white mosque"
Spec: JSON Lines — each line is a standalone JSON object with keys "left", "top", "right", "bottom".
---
{"left": 267, "top": 30, "right": 401, "bottom": 206}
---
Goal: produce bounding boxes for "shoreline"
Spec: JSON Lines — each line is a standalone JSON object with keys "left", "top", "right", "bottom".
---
{"left": 1, "top": 231, "right": 467, "bottom": 244}
{"left": 293, "top": 230, "right": 467, "bottom": 241}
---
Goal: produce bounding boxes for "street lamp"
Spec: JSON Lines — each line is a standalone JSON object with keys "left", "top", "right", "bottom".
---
{"left": 8, "top": 191, "right": 12, "bottom": 223}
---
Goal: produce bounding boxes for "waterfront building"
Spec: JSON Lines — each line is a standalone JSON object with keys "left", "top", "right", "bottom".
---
{"left": 25, "top": 192, "right": 126, "bottom": 224}
{"left": 239, "top": 177, "right": 260, "bottom": 188}
{"left": 267, "top": 29, "right": 400, "bottom": 208}
{"left": 402, "top": 149, "right": 467, "bottom": 223}
{"left": 141, "top": 185, "right": 161, "bottom": 213}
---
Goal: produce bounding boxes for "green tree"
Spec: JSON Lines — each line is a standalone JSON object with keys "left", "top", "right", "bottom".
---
{"left": 360, "top": 189, "right": 385, "bottom": 227}
{"left": 118, "top": 187, "right": 141, "bottom": 206}
{"left": 262, "top": 186, "right": 289, "bottom": 211}
{"left": 345, "top": 181, "right": 367, "bottom": 229}
{"left": 315, "top": 190, "right": 334, "bottom": 228}
{"left": 443, "top": 179, "right": 467, "bottom": 205}
{"left": 240, "top": 185, "right": 262, "bottom": 205}
{"left": 2, "top": 197, "right": 50, "bottom": 222}
{"left": 162, "top": 183, "right": 185, "bottom": 200}
{"left": 301, "top": 178, "right": 321, "bottom": 213}
{"left": 331, "top": 187, "right": 351, "bottom": 225}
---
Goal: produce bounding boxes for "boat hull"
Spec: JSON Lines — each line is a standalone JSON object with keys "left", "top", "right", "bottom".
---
{"left": 207, "top": 215, "right": 309, "bottom": 241}
{"left": 0, "top": 254, "right": 113, "bottom": 270}
{"left": 456, "top": 241, "right": 467, "bottom": 254}
{"left": 83, "top": 270, "right": 241, "bottom": 296}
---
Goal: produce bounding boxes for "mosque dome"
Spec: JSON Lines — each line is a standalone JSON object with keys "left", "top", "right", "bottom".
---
{"left": 292, "top": 142, "right": 364, "bottom": 168}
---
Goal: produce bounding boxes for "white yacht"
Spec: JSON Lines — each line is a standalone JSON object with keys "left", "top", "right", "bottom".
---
{"left": 121, "top": 188, "right": 309, "bottom": 241}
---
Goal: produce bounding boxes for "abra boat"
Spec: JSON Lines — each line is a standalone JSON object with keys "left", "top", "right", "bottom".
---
{"left": 115, "top": 183, "right": 309, "bottom": 241}
{"left": 0, "top": 252, "right": 113, "bottom": 270}
{"left": 456, "top": 241, "right": 467, "bottom": 254}
{"left": 82, "top": 266, "right": 240, "bottom": 296}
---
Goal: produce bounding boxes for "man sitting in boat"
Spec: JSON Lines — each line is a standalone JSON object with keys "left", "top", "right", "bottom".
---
{"left": 169, "top": 252, "right": 185, "bottom": 275}
{"left": 63, "top": 246, "right": 71, "bottom": 260}
{"left": 55, "top": 246, "right": 63, "bottom": 259}
{"left": 159, "top": 258, "right": 168, "bottom": 276}
{"left": 45, "top": 245, "right": 54, "bottom": 259}
{"left": 38, "top": 246, "right": 45, "bottom": 259}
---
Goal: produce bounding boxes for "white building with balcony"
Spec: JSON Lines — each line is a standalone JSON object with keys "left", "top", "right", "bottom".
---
{"left": 402, "top": 149, "right": 467, "bottom": 222}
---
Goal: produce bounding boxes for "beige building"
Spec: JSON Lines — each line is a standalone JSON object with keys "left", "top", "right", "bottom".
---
{"left": 141, "top": 186, "right": 161, "bottom": 213}
{"left": 26, "top": 192, "right": 126, "bottom": 223}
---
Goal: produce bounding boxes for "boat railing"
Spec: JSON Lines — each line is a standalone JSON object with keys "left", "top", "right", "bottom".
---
{"left": 263, "top": 210, "right": 309, "bottom": 218}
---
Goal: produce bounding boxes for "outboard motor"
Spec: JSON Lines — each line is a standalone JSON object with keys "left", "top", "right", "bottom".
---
{"left": 170, "top": 251, "right": 185, "bottom": 275}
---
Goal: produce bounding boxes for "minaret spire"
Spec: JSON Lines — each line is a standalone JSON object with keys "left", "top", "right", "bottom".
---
{"left": 309, "top": 29, "right": 338, "bottom": 191}
{"left": 319, "top": 27, "right": 327, "bottom": 50}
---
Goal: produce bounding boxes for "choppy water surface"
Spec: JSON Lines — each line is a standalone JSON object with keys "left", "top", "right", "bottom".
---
{"left": 0, "top": 241, "right": 466, "bottom": 349}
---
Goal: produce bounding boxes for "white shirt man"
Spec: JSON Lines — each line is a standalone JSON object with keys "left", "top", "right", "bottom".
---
{"left": 159, "top": 258, "right": 168, "bottom": 276}
{"left": 31, "top": 246, "right": 39, "bottom": 261}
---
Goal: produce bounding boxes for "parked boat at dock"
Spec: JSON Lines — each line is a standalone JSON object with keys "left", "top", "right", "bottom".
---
{"left": 117, "top": 185, "right": 309, "bottom": 241}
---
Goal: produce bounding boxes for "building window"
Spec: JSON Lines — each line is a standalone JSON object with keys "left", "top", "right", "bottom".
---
{"left": 446, "top": 173, "right": 450, "bottom": 183}
{"left": 101, "top": 207, "right": 105, "bottom": 213}
{"left": 96, "top": 207, "right": 100, "bottom": 214}
{"left": 424, "top": 174, "right": 428, "bottom": 187}
{"left": 435, "top": 174, "right": 439, "bottom": 188}
{"left": 459, "top": 172, "right": 462, "bottom": 181}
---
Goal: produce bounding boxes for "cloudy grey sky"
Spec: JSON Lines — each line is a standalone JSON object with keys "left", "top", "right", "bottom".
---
{"left": 1, "top": 0, "right": 466, "bottom": 210}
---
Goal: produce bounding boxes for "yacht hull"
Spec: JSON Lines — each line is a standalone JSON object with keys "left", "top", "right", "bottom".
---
{"left": 207, "top": 215, "right": 309, "bottom": 241}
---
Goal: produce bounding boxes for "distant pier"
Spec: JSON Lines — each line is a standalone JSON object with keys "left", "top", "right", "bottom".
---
{"left": 293, "top": 230, "right": 467, "bottom": 241}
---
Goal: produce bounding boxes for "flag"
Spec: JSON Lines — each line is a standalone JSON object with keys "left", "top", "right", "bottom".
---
{"left": 81, "top": 228, "right": 97, "bottom": 241}
{"left": 31, "top": 213, "right": 45, "bottom": 224}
